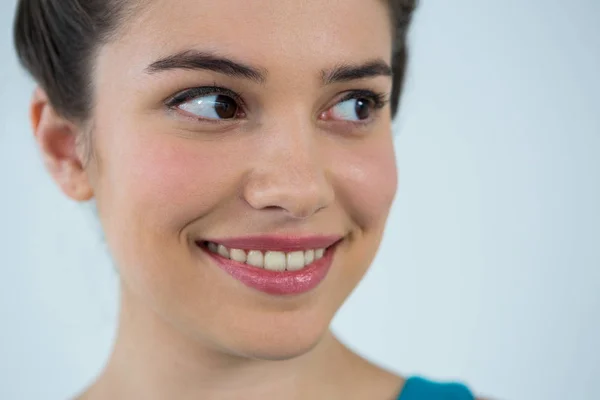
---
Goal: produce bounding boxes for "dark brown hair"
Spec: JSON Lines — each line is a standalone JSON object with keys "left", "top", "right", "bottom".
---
{"left": 14, "top": 0, "right": 416, "bottom": 122}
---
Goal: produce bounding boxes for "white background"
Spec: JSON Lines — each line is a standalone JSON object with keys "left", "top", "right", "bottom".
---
{"left": 1, "top": 1, "right": 599, "bottom": 399}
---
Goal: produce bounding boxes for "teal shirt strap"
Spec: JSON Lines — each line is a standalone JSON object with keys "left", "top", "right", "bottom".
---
{"left": 398, "top": 376, "right": 475, "bottom": 400}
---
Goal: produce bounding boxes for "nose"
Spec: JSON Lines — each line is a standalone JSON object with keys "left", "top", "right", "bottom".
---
{"left": 243, "top": 125, "right": 335, "bottom": 220}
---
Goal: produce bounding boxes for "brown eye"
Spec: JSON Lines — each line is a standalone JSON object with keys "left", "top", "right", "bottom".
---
{"left": 178, "top": 94, "right": 240, "bottom": 120}
{"left": 213, "top": 95, "right": 238, "bottom": 119}
{"left": 326, "top": 97, "right": 375, "bottom": 122}
{"left": 354, "top": 98, "right": 371, "bottom": 120}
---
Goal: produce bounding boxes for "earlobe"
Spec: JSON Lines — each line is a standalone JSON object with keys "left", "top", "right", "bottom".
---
{"left": 30, "top": 88, "right": 94, "bottom": 202}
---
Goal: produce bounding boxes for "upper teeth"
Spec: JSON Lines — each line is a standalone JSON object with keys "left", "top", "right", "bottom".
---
{"left": 206, "top": 242, "right": 326, "bottom": 271}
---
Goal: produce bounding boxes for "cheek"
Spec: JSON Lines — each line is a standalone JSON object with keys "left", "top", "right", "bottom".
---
{"left": 98, "top": 131, "right": 238, "bottom": 235}
{"left": 90, "top": 122, "right": 248, "bottom": 290}
{"left": 92, "top": 126, "right": 249, "bottom": 308}
{"left": 121, "top": 141, "right": 214, "bottom": 230}
{"left": 333, "top": 138, "right": 398, "bottom": 231}
{"left": 323, "top": 135, "right": 397, "bottom": 309}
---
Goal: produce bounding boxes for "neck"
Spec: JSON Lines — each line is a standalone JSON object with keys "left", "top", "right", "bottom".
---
{"left": 83, "top": 284, "right": 377, "bottom": 400}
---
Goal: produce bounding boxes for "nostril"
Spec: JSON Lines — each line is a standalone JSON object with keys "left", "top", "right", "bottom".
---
{"left": 263, "top": 205, "right": 282, "bottom": 211}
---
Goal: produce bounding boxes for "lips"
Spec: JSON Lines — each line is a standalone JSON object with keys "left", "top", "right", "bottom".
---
{"left": 194, "top": 235, "right": 342, "bottom": 295}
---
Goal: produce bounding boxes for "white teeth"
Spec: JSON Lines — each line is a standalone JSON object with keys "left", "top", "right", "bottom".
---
{"left": 287, "top": 251, "right": 305, "bottom": 271}
{"left": 204, "top": 242, "right": 331, "bottom": 271}
{"left": 315, "top": 248, "right": 325, "bottom": 260}
{"left": 304, "top": 249, "right": 315, "bottom": 265}
{"left": 230, "top": 249, "right": 247, "bottom": 263}
{"left": 218, "top": 244, "right": 230, "bottom": 259}
{"left": 246, "top": 250, "right": 264, "bottom": 268}
{"left": 264, "top": 251, "right": 286, "bottom": 271}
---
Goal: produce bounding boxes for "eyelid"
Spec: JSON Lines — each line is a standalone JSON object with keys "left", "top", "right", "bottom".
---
{"left": 334, "top": 89, "right": 390, "bottom": 109}
{"left": 163, "top": 86, "right": 389, "bottom": 126}
{"left": 319, "top": 89, "right": 390, "bottom": 125}
{"left": 164, "top": 86, "right": 246, "bottom": 109}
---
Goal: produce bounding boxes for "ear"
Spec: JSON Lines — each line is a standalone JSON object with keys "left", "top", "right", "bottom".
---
{"left": 30, "top": 87, "right": 94, "bottom": 202}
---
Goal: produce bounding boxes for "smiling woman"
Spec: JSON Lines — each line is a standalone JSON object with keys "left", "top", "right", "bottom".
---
{"left": 13, "top": 0, "right": 484, "bottom": 399}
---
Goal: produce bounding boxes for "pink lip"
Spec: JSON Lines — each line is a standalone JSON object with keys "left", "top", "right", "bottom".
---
{"left": 201, "top": 234, "right": 343, "bottom": 253}
{"left": 196, "top": 236, "right": 342, "bottom": 296}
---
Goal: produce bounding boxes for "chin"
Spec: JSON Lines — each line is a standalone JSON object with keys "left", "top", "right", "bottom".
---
{"left": 234, "top": 332, "right": 326, "bottom": 362}
{"left": 208, "top": 313, "right": 331, "bottom": 362}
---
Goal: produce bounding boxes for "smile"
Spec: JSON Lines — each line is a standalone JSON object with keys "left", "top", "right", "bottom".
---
{"left": 195, "top": 235, "right": 342, "bottom": 295}
{"left": 203, "top": 241, "right": 326, "bottom": 272}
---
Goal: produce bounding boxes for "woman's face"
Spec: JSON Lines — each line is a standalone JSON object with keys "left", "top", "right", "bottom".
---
{"left": 87, "top": 0, "right": 397, "bottom": 359}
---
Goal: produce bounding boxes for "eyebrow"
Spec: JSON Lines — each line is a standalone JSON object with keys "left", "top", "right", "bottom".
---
{"left": 146, "top": 50, "right": 392, "bottom": 85}
{"left": 322, "top": 60, "right": 393, "bottom": 85}
{"left": 146, "top": 50, "right": 267, "bottom": 84}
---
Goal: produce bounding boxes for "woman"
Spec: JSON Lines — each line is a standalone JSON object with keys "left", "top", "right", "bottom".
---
{"left": 14, "top": 0, "right": 484, "bottom": 398}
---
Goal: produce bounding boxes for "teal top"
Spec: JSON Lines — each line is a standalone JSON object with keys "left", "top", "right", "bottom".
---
{"left": 397, "top": 377, "right": 475, "bottom": 400}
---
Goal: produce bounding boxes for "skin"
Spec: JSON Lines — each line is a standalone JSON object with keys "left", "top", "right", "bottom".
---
{"left": 29, "top": 0, "right": 433, "bottom": 399}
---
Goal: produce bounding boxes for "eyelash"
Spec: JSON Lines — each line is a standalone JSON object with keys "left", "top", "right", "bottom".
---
{"left": 164, "top": 86, "right": 389, "bottom": 123}
{"left": 165, "top": 85, "right": 246, "bottom": 110}
{"left": 336, "top": 90, "right": 388, "bottom": 111}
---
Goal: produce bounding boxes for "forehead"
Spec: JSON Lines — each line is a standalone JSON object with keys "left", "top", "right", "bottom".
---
{"left": 108, "top": 0, "right": 393, "bottom": 74}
